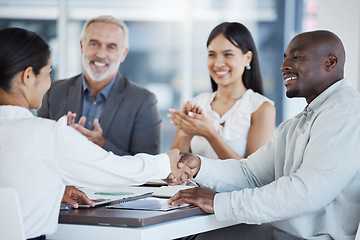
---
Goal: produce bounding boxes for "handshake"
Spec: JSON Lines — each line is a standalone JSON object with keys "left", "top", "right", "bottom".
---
{"left": 163, "top": 149, "right": 201, "bottom": 186}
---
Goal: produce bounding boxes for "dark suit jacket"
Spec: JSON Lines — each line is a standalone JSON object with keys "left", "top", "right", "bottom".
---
{"left": 37, "top": 73, "right": 161, "bottom": 155}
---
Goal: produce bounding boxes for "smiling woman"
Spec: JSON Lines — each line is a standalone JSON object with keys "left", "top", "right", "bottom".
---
{"left": 169, "top": 22, "right": 276, "bottom": 160}
{"left": 0, "top": 27, "right": 188, "bottom": 240}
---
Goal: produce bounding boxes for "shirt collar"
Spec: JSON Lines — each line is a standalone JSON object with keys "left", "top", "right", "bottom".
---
{"left": 0, "top": 105, "right": 35, "bottom": 119}
{"left": 82, "top": 75, "right": 117, "bottom": 100}
{"left": 305, "top": 79, "right": 346, "bottom": 113}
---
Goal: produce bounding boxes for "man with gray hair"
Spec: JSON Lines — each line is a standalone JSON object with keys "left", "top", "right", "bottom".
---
{"left": 38, "top": 15, "right": 161, "bottom": 156}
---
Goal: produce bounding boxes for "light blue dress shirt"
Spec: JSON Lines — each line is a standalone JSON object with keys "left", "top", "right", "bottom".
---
{"left": 195, "top": 79, "right": 360, "bottom": 240}
{"left": 82, "top": 76, "right": 116, "bottom": 130}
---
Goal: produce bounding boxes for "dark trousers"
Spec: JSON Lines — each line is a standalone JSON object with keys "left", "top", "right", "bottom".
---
{"left": 27, "top": 235, "right": 46, "bottom": 240}
{"left": 193, "top": 224, "right": 303, "bottom": 240}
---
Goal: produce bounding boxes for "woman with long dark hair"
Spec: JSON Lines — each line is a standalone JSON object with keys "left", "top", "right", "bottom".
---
{"left": 170, "top": 22, "right": 275, "bottom": 160}
{"left": 0, "top": 27, "right": 185, "bottom": 240}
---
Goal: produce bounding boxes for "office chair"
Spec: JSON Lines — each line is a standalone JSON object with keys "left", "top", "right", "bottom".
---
{"left": 0, "top": 188, "right": 26, "bottom": 240}
{"left": 356, "top": 222, "right": 360, "bottom": 240}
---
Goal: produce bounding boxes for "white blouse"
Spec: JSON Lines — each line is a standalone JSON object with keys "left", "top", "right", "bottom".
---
{"left": 0, "top": 105, "right": 170, "bottom": 239}
{"left": 190, "top": 89, "right": 274, "bottom": 159}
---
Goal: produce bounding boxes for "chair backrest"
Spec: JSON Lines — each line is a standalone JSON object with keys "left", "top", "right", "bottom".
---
{"left": 0, "top": 188, "right": 26, "bottom": 240}
{"left": 355, "top": 221, "right": 360, "bottom": 240}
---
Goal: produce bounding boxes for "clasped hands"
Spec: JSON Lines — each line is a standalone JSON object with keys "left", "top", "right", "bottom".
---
{"left": 164, "top": 151, "right": 216, "bottom": 213}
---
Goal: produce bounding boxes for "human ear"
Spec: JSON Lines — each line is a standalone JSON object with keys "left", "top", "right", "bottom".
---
{"left": 325, "top": 54, "right": 338, "bottom": 71}
{"left": 120, "top": 47, "right": 129, "bottom": 63}
{"left": 22, "top": 66, "right": 35, "bottom": 87}
{"left": 80, "top": 40, "right": 84, "bottom": 55}
{"left": 245, "top": 51, "right": 253, "bottom": 66}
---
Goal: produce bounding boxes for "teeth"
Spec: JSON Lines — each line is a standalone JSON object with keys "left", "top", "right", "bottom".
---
{"left": 216, "top": 71, "right": 228, "bottom": 75}
{"left": 285, "top": 76, "right": 297, "bottom": 82}
{"left": 94, "top": 61, "right": 106, "bottom": 67}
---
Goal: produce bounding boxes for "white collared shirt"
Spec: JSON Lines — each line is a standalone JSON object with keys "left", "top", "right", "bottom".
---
{"left": 0, "top": 106, "right": 170, "bottom": 239}
{"left": 190, "top": 89, "right": 274, "bottom": 158}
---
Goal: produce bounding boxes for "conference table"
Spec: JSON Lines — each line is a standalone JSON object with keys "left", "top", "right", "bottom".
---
{"left": 48, "top": 198, "right": 239, "bottom": 240}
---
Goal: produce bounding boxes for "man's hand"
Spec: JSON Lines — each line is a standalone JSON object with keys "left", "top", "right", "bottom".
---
{"left": 66, "top": 112, "right": 106, "bottom": 148}
{"left": 179, "top": 152, "right": 201, "bottom": 178}
{"left": 163, "top": 149, "right": 193, "bottom": 185}
{"left": 62, "top": 186, "right": 95, "bottom": 208}
{"left": 66, "top": 111, "right": 77, "bottom": 127}
{"left": 164, "top": 152, "right": 201, "bottom": 185}
{"left": 168, "top": 187, "right": 216, "bottom": 213}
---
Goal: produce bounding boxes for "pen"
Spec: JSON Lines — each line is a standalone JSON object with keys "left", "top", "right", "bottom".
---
{"left": 187, "top": 178, "right": 200, "bottom": 187}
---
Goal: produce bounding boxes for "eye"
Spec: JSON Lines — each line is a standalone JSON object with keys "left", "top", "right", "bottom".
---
{"left": 224, "top": 53, "right": 233, "bottom": 57}
{"left": 208, "top": 53, "right": 215, "bottom": 57}
{"left": 109, "top": 45, "right": 117, "bottom": 50}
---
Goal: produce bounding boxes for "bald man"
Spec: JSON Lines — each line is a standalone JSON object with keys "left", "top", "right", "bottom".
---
{"left": 169, "top": 30, "right": 360, "bottom": 239}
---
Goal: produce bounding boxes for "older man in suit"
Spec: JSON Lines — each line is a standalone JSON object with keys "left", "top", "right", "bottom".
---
{"left": 38, "top": 15, "right": 161, "bottom": 156}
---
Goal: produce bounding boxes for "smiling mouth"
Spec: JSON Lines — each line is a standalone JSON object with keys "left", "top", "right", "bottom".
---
{"left": 94, "top": 61, "right": 106, "bottom": 67}
{"left": 90, "top": 59, "right": 108, "bottom": 68}
{"left": 285, "top": 76, "right": 297, "bottom": 82}
{"left": 215, "top": 70, "right": 229, "bottom": 77}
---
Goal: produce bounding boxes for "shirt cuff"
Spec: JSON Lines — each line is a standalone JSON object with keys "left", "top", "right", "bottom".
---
{"left": 154, "top": 153, "right": 171, "bottom": 179}
{"left": 214, "top": 192, "right": 235, "bottom": 221}
{"left": 194, "top": 156, "right": 212, "bottom": 181}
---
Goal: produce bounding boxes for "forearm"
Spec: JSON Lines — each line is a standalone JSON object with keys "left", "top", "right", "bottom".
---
{"left": 171, "top": 129, "right": 192, "bottom": 152}
{"left": 205, "top": 130, "right": 243, "bottom": 160}
{"left": 194, "top": 157, "right": 255, "bottom": 191}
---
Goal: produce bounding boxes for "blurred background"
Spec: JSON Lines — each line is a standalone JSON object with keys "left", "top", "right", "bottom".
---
{"left": 0, "top": 0, "right": 359, "bottom": 152}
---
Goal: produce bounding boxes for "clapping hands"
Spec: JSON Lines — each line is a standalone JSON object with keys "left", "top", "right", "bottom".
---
{"left": 168, "top": 101, "right": 215, "bottom": 139}
{"left": 66, "top": 111, "right": 106, "bottom": 148}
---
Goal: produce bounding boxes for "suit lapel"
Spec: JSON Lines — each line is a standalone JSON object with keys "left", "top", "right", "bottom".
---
{"left": 100, "top": 74, "right": 126, "bottom": 136}
{"left": 67, "top": 75, "right": 84, "bottom": 122}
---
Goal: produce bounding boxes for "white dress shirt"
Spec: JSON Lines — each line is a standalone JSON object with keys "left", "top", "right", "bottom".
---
{"left": 190, "top": 89, "right": 274, "bottom": 158}
{"left": 195, "top": 80, "right": 360, "bottom": 239}
{"left": 0, "top": 106, "right": 170, "bottom": 239}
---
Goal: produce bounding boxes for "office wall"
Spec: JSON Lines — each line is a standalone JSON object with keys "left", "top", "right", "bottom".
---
{"left": 318, "top": 0, "right": 360, "bottom": 90}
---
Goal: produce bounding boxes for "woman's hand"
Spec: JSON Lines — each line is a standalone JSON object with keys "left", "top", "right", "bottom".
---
{"left": 168, "top": 101, "right": 215, "bottom": 139}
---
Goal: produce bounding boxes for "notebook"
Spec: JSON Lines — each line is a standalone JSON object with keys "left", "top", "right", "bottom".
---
{"left": 60, "top": 186, "right": 156, "bottom": 210}
{"left": 105, "top": 185, "right": 195, "bottom": 211}
{"left": 151, "top": 185, "right": 195, "bottom": 198}
{"left": 106, "top": 197, "right": 189, "bottom": 211}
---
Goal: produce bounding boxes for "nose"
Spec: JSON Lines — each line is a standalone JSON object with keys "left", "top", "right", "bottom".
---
{"left": 96, "top": 46, "right": 107, "bottom": 58}
{"left": 214, "top": 57, "right": 225, "bottom": 67}
{"left": 280, "top": 58, "right": 291, "bottom": 72}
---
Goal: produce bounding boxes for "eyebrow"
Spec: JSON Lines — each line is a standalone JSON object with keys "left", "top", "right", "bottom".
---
{"left": 284, "top": 47, "right": 304, "bottom": 56}
{"left": 208, "top": 49, "right": 234, "bottom": 53}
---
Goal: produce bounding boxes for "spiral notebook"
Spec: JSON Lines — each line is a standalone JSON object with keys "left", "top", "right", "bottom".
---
{"left": 60, "top": 186, "right": 155, "bottom": 210}
{"left": 106, "top": 197, "right": 189, "bottom": 211}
